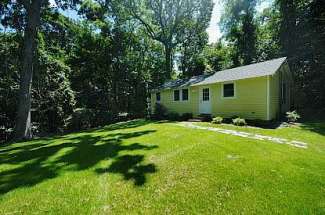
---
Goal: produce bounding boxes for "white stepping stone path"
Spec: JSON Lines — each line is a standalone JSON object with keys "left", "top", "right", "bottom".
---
{"left": 177, "top": 122, "right": 308, "bottom": 149}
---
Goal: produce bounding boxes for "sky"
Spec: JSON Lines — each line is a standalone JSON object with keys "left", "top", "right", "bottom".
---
{"left": 206, "top": 0, "right": 223, "bottom": 44}
{"left": 50, "top": 0, "right": 273, "bottom": 44}
{"left": 1, "top": 0, "right": 271, "bottom": 42}
{"left": 207, "top": 0, "right": 273, "bottom": 44}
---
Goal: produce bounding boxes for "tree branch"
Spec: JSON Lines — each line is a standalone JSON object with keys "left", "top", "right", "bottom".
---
{"left": 18, "top": 0, "right": 31, "bottom": 10}
{"left": 127, "top": 3, "right": 159, "bottom": 41}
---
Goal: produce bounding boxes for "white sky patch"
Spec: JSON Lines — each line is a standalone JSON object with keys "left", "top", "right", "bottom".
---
{"left": 256, "top": 0, "right": 273, "bottom": 12}
{"left": 207, "top": 0, "right": 273, "bottom": 44}
{"left": 49, "top": 0, "right": 57, "bottom": 7}
{"left": 207, "top": 0, "right": 222, "bottom": 44}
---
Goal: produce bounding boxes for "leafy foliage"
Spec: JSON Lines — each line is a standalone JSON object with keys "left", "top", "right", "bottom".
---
{"left": 167, "top": 112, "right": 180, "bottom": 121}
{"left": 126, "top": 0, "right": 213, "bottom": 78}
{"left": 0, "top": 0, "right": 325, "bottom": 141}
{"left": 203, "top": 42, "right": 233, "bottom": 72}
{"left": 232, "top": 117, "right": 247, "bottom": 126}
{"left": 220, "top": 0, "right": 258, "bottom": 66}
{"left": 33, "top": 50, "right": 76, "bottom": 133}
{"left": 286, "top": 110, "right": 301, "bottom": 123}
{"left": 66, "top": 108, "right": 115, "bottom": 131}
{"left": 0, "top": 33, "right": 21, "bottom": 141}
{"left": 153, "top": 103, "right": 168, "bottom": 120}
{"left": 212, "top": 116, "right": 223, "bottom": 124}
{"left": 180, "top": 113, "right": 193, "bottom": 121}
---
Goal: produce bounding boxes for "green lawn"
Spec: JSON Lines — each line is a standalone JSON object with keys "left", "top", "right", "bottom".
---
{"left": 0, "top": 120, "right": 325, "bottom": 214}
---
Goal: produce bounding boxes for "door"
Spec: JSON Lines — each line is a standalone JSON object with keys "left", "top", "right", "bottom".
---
{"left": 199, "top": 87, "right": 211, "bottom": 114}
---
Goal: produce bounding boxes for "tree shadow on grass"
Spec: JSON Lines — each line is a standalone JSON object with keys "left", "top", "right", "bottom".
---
{"left": 98, "top": 119, "right": 153, "bottom": 132}
{"left": 300, "top": 122, "right": 325, "bottom": 136}
{"left": 96, "top": 155, "right": 156, "bottom": 186}
{"left": 0, "top": 120, "right": 158, "bottom": 195}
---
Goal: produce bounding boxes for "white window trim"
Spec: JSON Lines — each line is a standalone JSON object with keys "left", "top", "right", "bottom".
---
{"left": 173, "top": 88, "right": 190, "bottom": 102}
{"left": 221, "top": 82, "right": 236, "bottom": 99}
{"left": 181, "top": 88, "right": 190, "bottom": 102}
{"left": 281, "top": 82, "right": 286, "bottom": 104}
{"left": 173, "top": 89, "right": 180, "bottom": 102}
{"left": 202, "top": 87, "right": 210, "bottom": 101}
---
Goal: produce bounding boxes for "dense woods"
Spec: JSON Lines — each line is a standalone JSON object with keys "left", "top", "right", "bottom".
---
{"left": 0, "top": 0, "right": 324, "bottom": 141}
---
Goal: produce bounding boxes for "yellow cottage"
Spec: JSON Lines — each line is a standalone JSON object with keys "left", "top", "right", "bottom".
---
{"left": 151, "top": 57, "right": 292, "bottom": 121}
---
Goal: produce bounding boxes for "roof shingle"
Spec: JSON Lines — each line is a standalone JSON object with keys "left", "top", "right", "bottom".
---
{"left": 153, "top": 57, "right": 287, "bottom": 91}
{"left": 193, "top": 57, "right": 287, "bottom": 86}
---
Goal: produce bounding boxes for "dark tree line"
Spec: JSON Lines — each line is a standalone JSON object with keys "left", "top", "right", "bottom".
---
{"left": 0, "top": 0, "right": 324, "bottom": 142}
{"left": 0, "top": 0, "right": 213, "bottom": 141}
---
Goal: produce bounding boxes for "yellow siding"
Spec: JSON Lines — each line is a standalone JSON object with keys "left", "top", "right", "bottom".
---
{"left": 209, "top": 77, "right": 268, "bottom": 120}
{"left": 270, "top": 72, "right": 280, "bottom": 119}
{"left": 152, "top": 76, "right": 275, "bottom": 120}
{"left": 269, "top": 63, "right": 292, "bottom": 119}
{"left": 151, "top": 88, "right": 198, "bottom": 114}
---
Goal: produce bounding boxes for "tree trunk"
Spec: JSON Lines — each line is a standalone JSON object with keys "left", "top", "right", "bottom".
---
{"left": 279, "top": 0, "right": 296, "bottom": 58}
{"left": 14, "top": 0, "right": 42, "bottom": 140}
{"left": 164, "top": 45, "right": 172, "bottom": 79}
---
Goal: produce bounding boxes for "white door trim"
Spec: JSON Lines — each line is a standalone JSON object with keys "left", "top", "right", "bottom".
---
{"left": 199, "top": 87, "right": 212, "bottom": 114}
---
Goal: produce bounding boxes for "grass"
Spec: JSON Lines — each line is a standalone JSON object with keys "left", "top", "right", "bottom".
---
{"left": 0, "top": 119, "right": 324, "bottom": 214}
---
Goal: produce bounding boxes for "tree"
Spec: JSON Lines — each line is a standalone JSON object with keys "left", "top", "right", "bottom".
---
{"left": 255, "top": 6, "right": 281, "bottom": 61}
{"left": 220, "top": 0, "right": 258, "bottom": 66}
{"left": 15, "top": 0, "right": 42, "bottom": 140}
{"left": 126, "top": 0, "right": 213, "bottom": 79}
{"left": 0, "top": 33, "right": 21, "bottom": 140}
{"left": 276, "top": 0, "right": 325, "bottom": 108}
{"left": 240, "top": 12, "right": 256, "bottom": 64}
{"left": 70, "top": 0, "right": 166, "bottom": 118}
{"left": 203, "top": 41, "right": 233, "bottom": 72}
{"left": 177, "top": 1, "right": 212, "bottom": 78}
{"left": 1, "top": 0, "right": 79, "bottom": 140}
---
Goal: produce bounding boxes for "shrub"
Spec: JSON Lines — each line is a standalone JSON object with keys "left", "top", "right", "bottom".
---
{"left": 286, "top": 110, "right": 300, "bottom": 123}
{"left": 212, "top": 116, "right": 223, "bottom": 124}
{"left": 232, "top": 117, "right": 247, "bottom": 126}
{"left": 67, "top": 108, "right": 115, "bottom": 131}
{"left": 96, "top": 111, "right": 115, "bottom": 126}
{"left": 67, "top": 108, "right": 95, "bottom": 131}
{"left": 200, "top": 114, "right": 212, "bottom": 122}
{"left": 222, "top": 118, "right": 232, "bottom": 124}
{"left": 180, "top": 113, "right": 193, "bottom": 121}
{"left": 34, "top": 53, "right": 76, "bottom": 133}
{"left": 246, "top": 119, "right": 272, "bottom": 128}
{"left": 153, "top": 103, "right": 167, "bottom": 120}
{"left": 167, "top": 112, "right": 180, "bottom": 121}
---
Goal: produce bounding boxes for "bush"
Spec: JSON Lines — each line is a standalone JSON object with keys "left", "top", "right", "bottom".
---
{"left": 212, "top": 116, "right": 223, "bottom": 124}
{"left": 180, "top": 113, "right": 193, "bottom": 121}
{"left": 232, "top": 117, "right": 247, "bottom": 126}
{"left": 246, "top": 119, "right": 272, "bottom": 128}
{"left": 67, "top": 108, "right": 115, "bottom": 131}
{"left": 167, "top": 112, "right": 180, "bottom": 121}
{"left": 33, "top": 52, "right": 76, "bottom": 133}
{"left": 96, "top": 111, "right": 115, "bottom": 126}
{"left": 199, "top": 114, "right": 212, "bottom": 122}
{"left": 286, "top": 110, "right": 300, "bottom": 123}
{"left": 153, "top": 103, "right": 167, "bottom": 120}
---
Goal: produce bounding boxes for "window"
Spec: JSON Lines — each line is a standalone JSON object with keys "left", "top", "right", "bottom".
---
{"left": 282, "top": 83, "right": 286, "bottom": 104}
{"left": 182, "top": 89, "right": 188, "bottom": 101}
{"left": 174, "top": 90, "right": 180, "bottom": 101}
{"left": 202, "top": 88, "right": 209, "bottom": 101}
{"left": 156, "top": 92, "right": 160, "bottom": 102}
{"left": 223, "top": 83, "right": 234, "bottom": 98}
